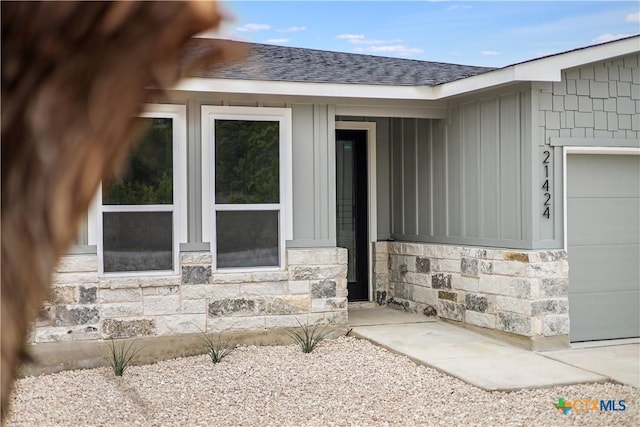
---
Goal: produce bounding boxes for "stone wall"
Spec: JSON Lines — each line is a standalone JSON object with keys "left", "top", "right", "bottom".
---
{"left": 375, "top": 242, "right": 569, "bottom": 350}
{"left": 538, "top": 53, "right": 639, "bottom": 142}
{"left": 31, "top": 248, "right": 348, "bottom": 344}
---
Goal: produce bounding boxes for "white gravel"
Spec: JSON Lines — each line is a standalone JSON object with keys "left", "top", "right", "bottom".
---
{"left": 7, "top": 337, "right": 639, "bottom": 426}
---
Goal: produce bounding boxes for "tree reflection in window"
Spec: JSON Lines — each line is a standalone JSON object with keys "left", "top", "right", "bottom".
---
{"left": 215, "top": 120, "right": 279, "bottom": 204}
{"left": 103, "top": 117, "right": 173, "bottom": 205}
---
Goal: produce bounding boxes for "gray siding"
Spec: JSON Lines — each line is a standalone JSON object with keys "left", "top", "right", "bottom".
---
{"left": 431, "top": 120, "right": 447, "bottom": 236}
{"left": 291, "top": 105, "right": 316, "bottom": 242}
{"left": 290, "top": 104, "right": 336, "bottom": 247}
{"left": 538, "top": 54, "right": 639, "bottom": 143}
{"left": 375, "top": 118, "right": 392, "bottom": 241}
{"left": 417, "top": 119, "right": 431, "bottom": 237}
{"left": 389, "top": 90, "right": 532, "bottom": 248}
{"left": 498, "top": 93, "right": 523, "bottom": 241}
{"left": 535, "top": 53, "right": 640, "bottom": 248}
{"left": 392, "top": 118, "right": 403, "bottom": 235}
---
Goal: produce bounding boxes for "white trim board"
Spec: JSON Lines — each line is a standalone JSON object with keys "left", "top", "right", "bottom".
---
{"left": 201, "top": 105, "right": 293, "bottom": 271}
{"left": 96, "top": 104, "right": 187, "bottom": 276}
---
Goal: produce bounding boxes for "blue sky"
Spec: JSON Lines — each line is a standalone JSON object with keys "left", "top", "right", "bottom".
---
{"left": 206, "top": 1, "right": 640, "bottom": 67}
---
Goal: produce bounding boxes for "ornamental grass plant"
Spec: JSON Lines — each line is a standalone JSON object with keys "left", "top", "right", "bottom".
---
{"left": 198, "top": 331, "right": 234, "bottom": 364}
{"left": 102, "top": 338, "right": 143, "bottom": 376}
{"left": 287, "top": 318, "right": 329, "bottom": 353}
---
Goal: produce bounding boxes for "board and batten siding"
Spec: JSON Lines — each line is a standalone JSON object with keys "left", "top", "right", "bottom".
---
{"left": 290, "top": 104, "right": 337, "bottom": 247}
{"left": 388, "top": 90, "right": 533, "bottom": 249}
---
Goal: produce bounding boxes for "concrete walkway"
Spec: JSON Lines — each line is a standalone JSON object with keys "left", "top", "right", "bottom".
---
{"left": 349, "top": 307, "right": 639, "bottom": 390}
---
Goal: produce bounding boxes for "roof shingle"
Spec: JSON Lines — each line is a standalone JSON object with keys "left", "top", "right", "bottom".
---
{"left": 186, "top": 39, "right": 496, "bottom": 86}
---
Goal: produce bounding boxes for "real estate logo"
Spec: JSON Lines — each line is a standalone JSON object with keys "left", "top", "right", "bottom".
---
{"left": 554, "top": 397, "right": 626, "bottom": 415}
{"left": 554, "top": 397, "right": 572, "bottom": 415}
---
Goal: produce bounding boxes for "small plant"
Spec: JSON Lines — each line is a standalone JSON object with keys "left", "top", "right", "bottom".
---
{"left": 102, "top": 338, "right": 142, "bottom": 376}
{"left": 287, "top": 318, "right": 330, "bottom": 353}
{"left": 199, "top": 331, "right": 234, "bottom": 364}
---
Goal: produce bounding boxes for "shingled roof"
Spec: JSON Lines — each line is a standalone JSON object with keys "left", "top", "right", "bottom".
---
{"left": 185, "top": 38, "right": 496, "bottom": 87}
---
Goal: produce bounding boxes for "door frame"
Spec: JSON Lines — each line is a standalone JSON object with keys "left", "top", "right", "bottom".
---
{"left": 335, "top": 121, "right": 377, "bottom": 301}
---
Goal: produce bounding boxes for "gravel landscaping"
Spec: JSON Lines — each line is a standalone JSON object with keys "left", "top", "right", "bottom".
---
{"left": 7, "top": 336, "right": 639, "bottom": 426}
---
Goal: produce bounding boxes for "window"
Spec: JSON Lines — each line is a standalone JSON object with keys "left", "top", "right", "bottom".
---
{"left": 202, "top": 106, "right": 292, "bottom": 270}
{"left": 98, "top": 104, "right": 186, "bottom": 274}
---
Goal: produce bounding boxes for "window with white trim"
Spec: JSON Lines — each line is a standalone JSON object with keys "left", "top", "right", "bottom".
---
{"left": 202, "top": 106, "right": 292, "bottom": 270}
{"left": 98, "top": 104, "right": 186, "bottom": 274}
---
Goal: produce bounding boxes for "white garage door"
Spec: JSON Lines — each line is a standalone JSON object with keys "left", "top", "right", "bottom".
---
{"left": 567, "top": 153, "right": 640, "bottom": 342}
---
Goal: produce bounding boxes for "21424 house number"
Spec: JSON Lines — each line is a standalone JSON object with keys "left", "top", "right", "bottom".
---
{"left": 542, "top": 150, "right": 551, "bottom": 219}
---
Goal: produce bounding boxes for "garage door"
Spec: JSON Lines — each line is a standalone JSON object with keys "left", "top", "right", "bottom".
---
{"left": 567, "top": 153, "right": 640, "bottom": 342}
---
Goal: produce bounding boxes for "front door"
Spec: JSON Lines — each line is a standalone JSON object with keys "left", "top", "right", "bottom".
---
{"left": 336, "top": 129, "right": 369, "bottom": 301}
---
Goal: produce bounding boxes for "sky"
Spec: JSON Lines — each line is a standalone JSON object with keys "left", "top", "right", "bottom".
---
{"left": 203, "top": 0, "right": 640, "bottom": 67}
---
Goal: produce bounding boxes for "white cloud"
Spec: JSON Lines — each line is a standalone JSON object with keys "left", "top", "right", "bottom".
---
{"left": 337, "top": 34, "right": 365, "bottom": 40}
{"left": 236, "top": 23, "right": 271, "bottom": 32}
{"left": 337, "top": 34, "right": 402, "bottom": 45}
{"left": 266, "top": 38, "right": 290, "bottom": 44}
{"left": 481, "top": 50, "right": 501, "bottom": 56}
{"left": 339, "top": 33, "right": 422, "bottom": 57}
{"left": 355, "top": 45, "right": 424, "bottom": 57}
{"left": 353, "top": 38, "right": 403, "bottom": 45}
{"left": 278, "top": 26, "right": 307, "bottom": 33}
{"left": 593, "top": 33, "right": 632, "bottom": 43}
{"left": 447, "top": 5, "right": 472, "bottom": 11}
{"left": 627, "top": 12, "right": 640, "bottom": 22}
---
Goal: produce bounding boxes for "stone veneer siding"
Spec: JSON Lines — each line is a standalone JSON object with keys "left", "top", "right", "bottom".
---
{"left": 31, "top": 248, "right": 347, "bottom": 343}
{"left": 374, "top": 242, "right": 569, "bottom": 349}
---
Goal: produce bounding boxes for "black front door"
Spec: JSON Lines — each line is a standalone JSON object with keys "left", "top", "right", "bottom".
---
{"left": 336, "top": 129, "right": 369, "bottom": 302}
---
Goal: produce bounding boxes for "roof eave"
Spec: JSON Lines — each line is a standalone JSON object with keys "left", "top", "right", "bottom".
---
{"left": 435, "top": 35, "right": 640, "bottom": 98}
{"left": 174, "top": 78, "right": 437, "bottom": 100}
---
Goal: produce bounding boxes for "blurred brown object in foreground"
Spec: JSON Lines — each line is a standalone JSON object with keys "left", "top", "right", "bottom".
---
{"left": 1, "top": 1, "right": 242, "bottom": 419}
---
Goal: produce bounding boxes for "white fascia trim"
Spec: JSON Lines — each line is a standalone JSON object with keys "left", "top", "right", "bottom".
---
{"left": 512, "top": 36, "right": 640, "bottom": 81}
{"left": 176, "top": 78, "right": 435, "bottom": 100}
{"left": 425, "top": 36, "right": 639, "bottom": 99}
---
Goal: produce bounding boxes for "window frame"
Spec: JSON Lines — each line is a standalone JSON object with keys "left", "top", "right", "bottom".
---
{"left": 201, "top": 106, "right": 292, "bottom": 272}
{"left": 95, "top": 104, "right": 187, "bottom": 276}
